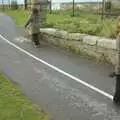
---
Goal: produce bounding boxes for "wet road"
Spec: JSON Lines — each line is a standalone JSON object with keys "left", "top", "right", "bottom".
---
{"left": 0, "top": 14, "right": 120, "bottom": 120}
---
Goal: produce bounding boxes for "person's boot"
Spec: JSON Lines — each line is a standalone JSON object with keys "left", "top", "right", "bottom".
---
{"left": 113, "top": 74, "right": 120, "bottom": 105}
{"left": 35, "top": 37, "right": 40, "bottom": 48}
{"left": 109, "top": 72, "right": 116, "bottom": 78}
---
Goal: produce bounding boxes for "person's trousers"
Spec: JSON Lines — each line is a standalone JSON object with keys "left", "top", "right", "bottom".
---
{"left": 113, "top": 74, "right": 120, "bottom": 104}
{"left": 32, "top": 33, "right": 39, "bottom": 45}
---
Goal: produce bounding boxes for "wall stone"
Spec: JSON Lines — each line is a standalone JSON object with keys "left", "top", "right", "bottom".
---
{"left": 83, "top": 36, "right": 99, "bottom": 45}
{"left": 97, "top": 38, "right": 116, "bottom": 50}
{"left": 40, "top": 28, "right": 117, "bottom": 65}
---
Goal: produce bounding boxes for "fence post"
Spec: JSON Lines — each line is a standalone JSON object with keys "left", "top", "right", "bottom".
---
{"left": 2, "top": 0, "right": 5, "bottom": 11}
{"left": 24, "top": 0, "right": 27, "bottom": 10}
{"left": 9, "top": 0, "right": 11, "bottom": 9}
{"left": 49, "top": 0, "right": 52, "bottom": 14}
{"left": 72, "top": 0, "right": 75, "bottom": 16}
{"left": 101, "top": 0, "right": 105, "bottom": 20}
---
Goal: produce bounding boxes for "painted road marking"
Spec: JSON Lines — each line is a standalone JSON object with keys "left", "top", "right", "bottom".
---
{"left": 0, "top": 34, "right": 113, "bottom": 100}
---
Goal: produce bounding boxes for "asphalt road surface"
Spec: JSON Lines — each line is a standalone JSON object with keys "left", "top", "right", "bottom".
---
{"left": 0, "top": 14, "right": 120, "bottom": 120}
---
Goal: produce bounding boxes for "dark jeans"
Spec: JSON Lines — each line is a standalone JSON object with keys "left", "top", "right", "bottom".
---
{"left": 113, "top": 74, "right": 120, "bottom": 104}
{"left": 32, "top": 33, "right": 39, "bottom": 45}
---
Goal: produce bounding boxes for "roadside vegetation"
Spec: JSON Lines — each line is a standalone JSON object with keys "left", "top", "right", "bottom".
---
{"left": 0, "top": 73, "right": 48, "bottom": 120}
{"left": 6, "top": 10, "right": 117, "bottom": 38}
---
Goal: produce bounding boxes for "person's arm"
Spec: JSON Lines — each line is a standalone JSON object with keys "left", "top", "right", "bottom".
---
{"left": 25, "top": 15, "right": 33, "bottom": 28}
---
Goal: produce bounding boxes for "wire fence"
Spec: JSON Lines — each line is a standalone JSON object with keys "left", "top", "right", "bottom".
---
{"left": 49, "top": 0, "right": 120, "bottom": 18}
{"left": 0, "top": 0, "right": 120, "bottom": 18}
{"left": 0, "top": 0, "right": 50, "bottom": 11}
{"left": 0, "top": 0, "right": 119, "bottom": 38}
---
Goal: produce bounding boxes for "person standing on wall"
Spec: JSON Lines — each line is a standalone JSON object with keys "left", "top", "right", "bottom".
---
{"left": 25, "top": 8, "right": 40, "bottom": 48}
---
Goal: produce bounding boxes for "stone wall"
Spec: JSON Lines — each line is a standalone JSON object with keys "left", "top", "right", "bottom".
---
{"left": 40, "top": 28, "right": 117, "bottom": 65}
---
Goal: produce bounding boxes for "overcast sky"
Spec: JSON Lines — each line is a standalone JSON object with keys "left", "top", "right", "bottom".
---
{"left": 52, "top": 0, "right": 102, "bottom": 3}
{"left": 0, "top": 0, "right": 102, "bottom": 4}
{"left": 0, "top": 0, "right": 102, "bottom": 5}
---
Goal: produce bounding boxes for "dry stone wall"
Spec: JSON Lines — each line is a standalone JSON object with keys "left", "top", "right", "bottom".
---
{"left": 40, "top": 28, "right": 117, "bottom": 65}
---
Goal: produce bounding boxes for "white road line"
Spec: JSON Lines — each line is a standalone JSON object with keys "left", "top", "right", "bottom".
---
{"left": 0, "top": 34, "right": 113, "bottom": 100}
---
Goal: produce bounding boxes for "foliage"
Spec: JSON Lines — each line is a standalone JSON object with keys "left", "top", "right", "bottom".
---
{"left": 6, "top": 10, "right": 117, "bottom": 38}
{"left": 6, "top": 10, "right": 29, "bottom": 25}
{"left": 47, "top": 12, "right": 116, "bottom": 38}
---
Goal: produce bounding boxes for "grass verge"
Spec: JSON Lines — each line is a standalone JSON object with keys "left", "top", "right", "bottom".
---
{"left": 0, "top": 73, "right": 48, "bottom": 120}
{"left": 6, "top": 10, "right": 29, "bottom": 26}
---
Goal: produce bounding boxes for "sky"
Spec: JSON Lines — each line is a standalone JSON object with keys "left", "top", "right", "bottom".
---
{"left": 52, "top": 0, "right": 102, "bottom": 3}
{"left": 0, "top": 0, "right": 102, "bottom": 10}
{"left": 0, "top": 0, "right": 102, "bottom": 4}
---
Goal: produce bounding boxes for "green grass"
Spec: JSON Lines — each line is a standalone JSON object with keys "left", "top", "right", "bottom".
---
{"left": 47, "top": 12, "right": 116, "bottom": 38}
{"left": 6, "top": 10, "right": 29, "bottom": 25}
{"left": 0, "top": 73, "right": 48, "bottom": 120}
{"left": 6, "top": 10, "right": 117, "bottom": 38}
